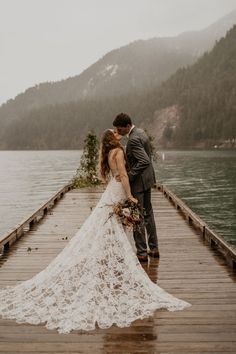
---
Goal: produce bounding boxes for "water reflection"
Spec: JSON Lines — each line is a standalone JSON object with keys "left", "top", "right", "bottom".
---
{"left": 141, "top": 258, "right": 159, "bottom": 284}
{"left": 155, "top": 150, "right": 236, "bottom": 244}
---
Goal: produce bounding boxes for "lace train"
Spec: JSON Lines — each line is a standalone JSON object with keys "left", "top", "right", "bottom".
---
{"left": 0, "top": 178, "right": 191, "bottom": 333}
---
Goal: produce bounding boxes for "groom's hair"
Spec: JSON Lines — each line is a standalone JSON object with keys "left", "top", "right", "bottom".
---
{"left": 113, "top": 113, "right": 132, "bottom": 127}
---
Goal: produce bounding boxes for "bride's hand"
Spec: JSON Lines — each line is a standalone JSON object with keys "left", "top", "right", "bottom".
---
{"left": 128, "top": 196, "right": 138, "bottom": 204}
{"left": 115, "top": 174, "right": 121, "bottom": 182}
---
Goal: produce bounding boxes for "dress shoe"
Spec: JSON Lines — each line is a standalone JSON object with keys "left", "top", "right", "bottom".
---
{"left": 147, "top": 248, "right": 160, "bottom": 258}
{"left": 137, "top": 255, "right": 148, "bottom": 262}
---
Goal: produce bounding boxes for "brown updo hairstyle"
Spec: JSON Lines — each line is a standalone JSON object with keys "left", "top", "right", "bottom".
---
{"left": 99, "top": 129, "right": 124, "bottom": 182}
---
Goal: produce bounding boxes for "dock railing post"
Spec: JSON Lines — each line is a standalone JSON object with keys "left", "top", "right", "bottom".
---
{"left": 0, "top": 182, "right": 73, "bottom": 257}
{"left": 157, "top": 182, "right": 236, "bottom": 272}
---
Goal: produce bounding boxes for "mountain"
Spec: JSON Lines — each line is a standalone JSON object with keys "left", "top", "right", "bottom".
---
{"left": 1, "top": 10, "right": 236, "bottom": 149}
{"left": 171, "top": 8, "right": 236, "bottom": 56}
{"left": 145, "top": 24, "right": 236, "bottom": 148}
{"left": 1, "top": 24, "right": 236, "bottom": 150}
{"left": 0, "top": 9, "right": 236, "bottom": 131}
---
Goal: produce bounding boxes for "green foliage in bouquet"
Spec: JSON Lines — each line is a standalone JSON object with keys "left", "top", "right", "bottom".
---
{"left": 72, "top": 131, "right": 101, "bottom": 188}
{"left": 107, "top": 199, "right": 144, "bottom": 231}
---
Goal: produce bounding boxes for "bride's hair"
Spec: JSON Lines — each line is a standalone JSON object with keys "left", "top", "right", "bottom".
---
{"left": 99, "top": 129, "right": 125, "bottom": 182}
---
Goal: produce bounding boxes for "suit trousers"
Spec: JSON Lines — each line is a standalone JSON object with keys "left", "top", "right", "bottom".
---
{"left": 132, "top": 188, "right": 158, "bottom": 256}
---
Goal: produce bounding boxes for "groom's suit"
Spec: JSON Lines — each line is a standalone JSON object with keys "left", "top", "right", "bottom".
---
{"left": 126, "top": 126, "right": 158, "bottom": 256}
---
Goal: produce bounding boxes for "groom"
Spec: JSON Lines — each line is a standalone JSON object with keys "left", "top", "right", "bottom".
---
{"left": 113, "top": 113, "right": 159, "bottom": 262}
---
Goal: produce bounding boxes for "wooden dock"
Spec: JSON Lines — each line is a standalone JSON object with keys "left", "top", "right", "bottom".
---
{"left": 0, "top": 186, "right": 236, "bottom": 353}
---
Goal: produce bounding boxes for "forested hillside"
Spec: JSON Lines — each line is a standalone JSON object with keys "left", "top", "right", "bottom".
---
{"left": 0, "top": 24, "right": 236, "bottom": 149}
{"left": 0, "top": 93, "right": 150, "bottom": 149}
{"left": 153, "top": 24, "right": 236, "bottom": 147}
{"left": 0, "top": 9, "right": 235, "bottom": 131}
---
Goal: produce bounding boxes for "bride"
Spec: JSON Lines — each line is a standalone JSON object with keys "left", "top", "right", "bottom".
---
{"left": 0, "top": 129, "right": 191, "bottom": 334}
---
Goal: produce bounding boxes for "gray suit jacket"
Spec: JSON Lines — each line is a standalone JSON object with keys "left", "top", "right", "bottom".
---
{"left": 126, "top": 127, "right": 156, "bottom": 193}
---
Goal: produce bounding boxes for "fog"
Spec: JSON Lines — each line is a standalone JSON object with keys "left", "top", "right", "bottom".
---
{"left": 1, "top": 0, "right": 236, "bottom": 104}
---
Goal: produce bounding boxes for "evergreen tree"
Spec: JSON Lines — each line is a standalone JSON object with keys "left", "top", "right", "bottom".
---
{"left": 72, "top": 131, "right": 101, "bottom": 188}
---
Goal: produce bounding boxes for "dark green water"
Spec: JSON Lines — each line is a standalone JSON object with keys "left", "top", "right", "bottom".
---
{"left": 155, "top": 150, "right": 236, "bottom": 245}
{"left": 0, "top": 150, "right": 235, "bottom": 246}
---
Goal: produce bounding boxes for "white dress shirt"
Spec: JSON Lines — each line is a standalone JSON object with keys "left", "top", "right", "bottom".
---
{"left": 127, "top": 125, "right": 135, "bottom": 138}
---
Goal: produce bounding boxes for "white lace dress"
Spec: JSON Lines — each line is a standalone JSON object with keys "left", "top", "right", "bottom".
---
{"left": 0, "top": 178, "right": 191, "bottom": 333}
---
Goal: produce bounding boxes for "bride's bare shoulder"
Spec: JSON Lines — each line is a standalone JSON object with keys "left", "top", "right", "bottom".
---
{"left": 109, "top": 147, "right": 124, "bottom": 159}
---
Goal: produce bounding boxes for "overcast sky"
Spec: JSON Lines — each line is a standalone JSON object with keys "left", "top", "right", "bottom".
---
{"left": 1, "top": 0, "right": 236, "bottom": 104}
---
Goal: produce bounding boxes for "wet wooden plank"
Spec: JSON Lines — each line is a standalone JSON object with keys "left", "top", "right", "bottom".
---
{"left": 0, "top": 187, "right": 236, "bottom": 353}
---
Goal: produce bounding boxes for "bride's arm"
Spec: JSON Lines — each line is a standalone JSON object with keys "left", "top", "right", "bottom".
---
{"left": 115, "top": 149, "right": 136, "bottom": 202}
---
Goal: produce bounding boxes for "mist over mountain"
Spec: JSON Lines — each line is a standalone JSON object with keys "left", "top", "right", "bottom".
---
{"left": 0, "top": 10, "right": 236, "bottom": 149}
{"left": 1, "top": 10, "right": 236, "bottom": 122}
{"left": 145, "top": 24, "right": 236, "bottom": 148}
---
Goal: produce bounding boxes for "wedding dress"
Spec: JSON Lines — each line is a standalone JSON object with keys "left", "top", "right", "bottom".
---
{"left": 0, "top": 177, "right": 191, "bottom": 333}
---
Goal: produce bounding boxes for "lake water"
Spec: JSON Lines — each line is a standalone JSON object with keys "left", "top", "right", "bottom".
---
{"left": 0, "top": 150, "right": 235, "bottom": 245}
{"left": 0, "top": 151, "right": 82, "bottom": 237}
{"left": 155, "top": 150, "right": 236, "bottom": 245}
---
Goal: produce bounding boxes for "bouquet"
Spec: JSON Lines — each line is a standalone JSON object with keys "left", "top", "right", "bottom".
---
{"left": 107, "top": 199, "right": 144, "bottom": 231}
